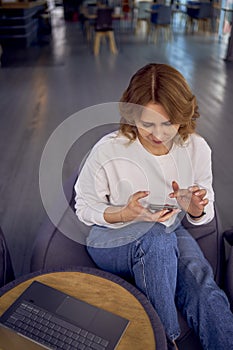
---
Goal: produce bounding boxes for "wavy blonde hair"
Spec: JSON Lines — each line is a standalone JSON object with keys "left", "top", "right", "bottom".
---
{"left": 119, "top": 63, "right": 199, "bottom": 142}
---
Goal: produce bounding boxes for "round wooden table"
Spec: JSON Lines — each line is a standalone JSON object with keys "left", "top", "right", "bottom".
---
{"left": 0, "top": 267, "right": 167, "bottom": 350}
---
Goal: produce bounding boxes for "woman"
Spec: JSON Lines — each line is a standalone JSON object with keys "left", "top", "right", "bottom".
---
{"left": 74, "top": 63, "right": 233, "bottom": 349}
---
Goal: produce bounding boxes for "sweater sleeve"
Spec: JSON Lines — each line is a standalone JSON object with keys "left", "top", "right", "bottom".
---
{"left": 74, "top": 146, "right": 111, "bottom": 226}
{"left": 186, "top": 136, "right": 215, "bottom": 225}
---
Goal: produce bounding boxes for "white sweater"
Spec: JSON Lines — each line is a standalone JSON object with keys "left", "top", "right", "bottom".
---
{"left": 74, "top": 131, "right": 214, "bottom": 228}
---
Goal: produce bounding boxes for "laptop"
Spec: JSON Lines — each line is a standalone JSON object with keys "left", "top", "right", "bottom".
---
{"left": 0, "top": 280, "right": 129, "bottom": 350}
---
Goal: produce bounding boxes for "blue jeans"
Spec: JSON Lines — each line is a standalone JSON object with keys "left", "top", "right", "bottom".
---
{"left": 87, "top": 222, "right": 233, "bottom": 349}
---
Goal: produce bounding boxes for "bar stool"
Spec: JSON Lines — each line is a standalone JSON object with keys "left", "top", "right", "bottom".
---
{"left": 93, "top": 7, "right": 118, "bottom": 56}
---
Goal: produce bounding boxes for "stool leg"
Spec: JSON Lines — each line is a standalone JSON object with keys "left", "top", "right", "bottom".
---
{"left": 94, "top": 32, "right": 101, "bottom": 56}
{"left": 108, "top": 31, "right": 118, "bottom": 54}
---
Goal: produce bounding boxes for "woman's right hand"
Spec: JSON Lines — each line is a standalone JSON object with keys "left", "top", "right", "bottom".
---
{"left": 121, "top": 191, "right": 178, "bottom": 223}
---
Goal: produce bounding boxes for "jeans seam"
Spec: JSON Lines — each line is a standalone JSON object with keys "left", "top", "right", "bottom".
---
{"left": 136, "top": 240, "right": 150, "bottom": 300}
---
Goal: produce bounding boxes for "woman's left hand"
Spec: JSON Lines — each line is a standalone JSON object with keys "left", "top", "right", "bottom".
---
{"left": 169, "top": 181, "right": 209, "bottom": 218}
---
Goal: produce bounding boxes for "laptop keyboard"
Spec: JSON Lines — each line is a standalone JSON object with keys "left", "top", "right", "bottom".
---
{"left": 4, "top": 300, "right": 110, "bottom": 350}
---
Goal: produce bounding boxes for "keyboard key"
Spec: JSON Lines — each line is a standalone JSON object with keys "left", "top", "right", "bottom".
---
{"left": 65, "top": 338, "right": 73, "bottom": 345}
{"left": 38, "top": 310, "right": 46, "bottom": 317}
{"left": 35, "top": 323, "right": 43, "bottom": 330}
{"left": 66, "top": 330, "right": 73, "bottom": 337}
{"left": 93, "top": 336, "right": 102, "bottom": 344}
{"left": 44, "top": 313, "right": 52, "bottom": 320}
{"left": 60, "top": 327, "right": 67, "bottom": 335}
{"left": 100, "top": 339, "right": 109, "bottom": 347}
{"left": 71, "top": 333, "right": 79, "bottom": 340}
{"left": 46, "top": 328, "right": 54, "bottom": 336}
{"left": 38, "top": 331, "right": 46, "bottom": 339}
{"left": 79, "top": 336, "right": 86, "bottom": 343}
{"left": 91, "top": 343, "right": 106, "bottom": 350}
{"left": 58, "top": 333, "right": 67, "bottom": 341}
{"left": 44, "top": 335, "right": 52, "bottom": 342}
{"left": 24, "top": 318, "right": 32, "bottom": 325}
{"left": 84, "top": 339, "right": 92, "bottom": 346}
{"left": 54, "top": 324, "right": 61, "bottom": 331}
{"left": 31, "top": 307, "right": 40, "bottom": 314}
{"left": 50, "top": 337, "right": 58, "bottom": 345}
{"left": 78, "top": 344, "right": 85, "bottom": 350}
{"left": 20, "top": 323, "right": 28, "bottom": 331}
{"left": 57, "top": 340, "right": 65, "bottom": 347}
{"left": 80, "top": 329, "right": 88, "bottom": 337}
{"left": 7, "top": 316, "right": 18, "bottom": 324}
{"left": 30, "top": 314, "right": 37, "bottom": 321}
{"left": 71, "top": 340, "right": 79, "bottom": 347}
{"left": 87, "top": 333, "right": 95, "bottom": 341}
{"left": 63, "top": 344, "right": 71, "bottom": 350}
{"left": 41, "top": 326, "right": 48, "bottom": 333}
{"left": 32, "top": 329, "right": 40, "bottom": 336}
{"left": 20, "top": 303, "right": 27, "bottom": 309}
{"left": 15, "top": 320, "right": 23, "bottom": 328}
{"left": 53, "top": 330, "right": 60, "bottom": 339}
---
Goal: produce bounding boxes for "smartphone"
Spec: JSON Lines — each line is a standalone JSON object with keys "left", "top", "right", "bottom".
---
{"left": 148, "top": 204, "right": 178, "bottom": 212}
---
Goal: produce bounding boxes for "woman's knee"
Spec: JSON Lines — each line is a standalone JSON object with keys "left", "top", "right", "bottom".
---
{"left": 141, "top": 223, "right": 177, "bottom": 249}
{"left": 134, "top": 223, "right": 178, "bottom": 262}
{"left": 87, "top": 245, "right": 133, "bottom": 279}
{"left": 178, "top": 255, "right": 215, "bottom": 289}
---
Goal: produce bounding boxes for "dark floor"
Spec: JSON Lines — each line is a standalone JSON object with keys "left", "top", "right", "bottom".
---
{"left": 1, "top": 8, "right": 233, "bottom": 277}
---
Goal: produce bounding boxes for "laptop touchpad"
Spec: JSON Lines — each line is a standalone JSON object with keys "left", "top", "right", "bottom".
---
{"left": 56, "top": 296, "right": 98, "bottom": 328}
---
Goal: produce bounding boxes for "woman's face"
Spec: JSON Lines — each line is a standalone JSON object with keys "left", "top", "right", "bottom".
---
{"left": 136, "top": 102, "right": 180, "bottom": 155}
